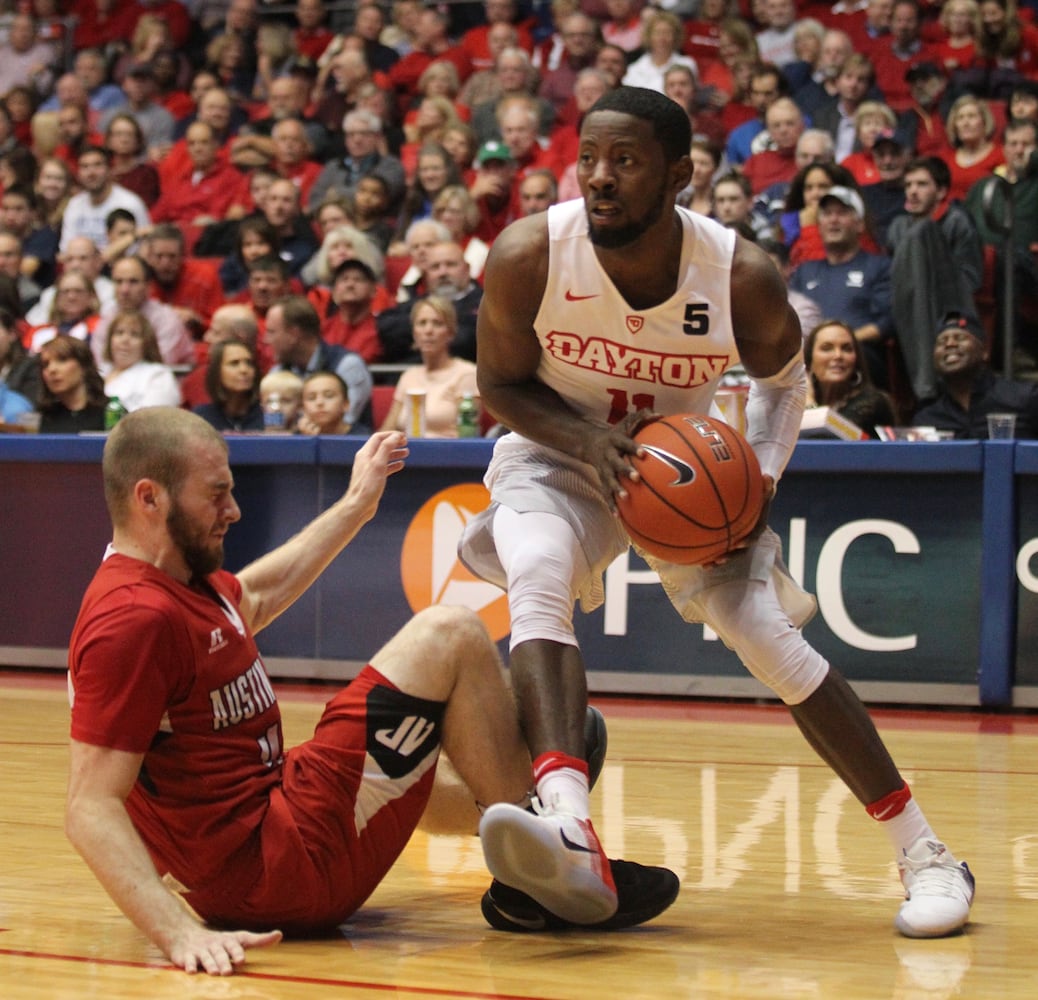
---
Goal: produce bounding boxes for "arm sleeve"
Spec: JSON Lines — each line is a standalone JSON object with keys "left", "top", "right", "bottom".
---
{"left": 744, "top": 353, "right": 807, "bottom": 485}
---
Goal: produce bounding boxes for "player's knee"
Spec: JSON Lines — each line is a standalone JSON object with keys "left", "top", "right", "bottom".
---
{"left": 749, "top": 637, "right": 828, "bottom": 704}
{"left": 411, "top": 605, "right": 490, "bottom": 652}
{"left": 704, "top": 585, "right": 828, "bottom": 704}
{"left": 507, "top": 573, "right": 578, "bottom": 648}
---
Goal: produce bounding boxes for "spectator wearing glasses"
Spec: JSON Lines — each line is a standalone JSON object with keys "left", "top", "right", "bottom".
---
{"left": 307, "top": 109, "right": 406, "bottom": 214}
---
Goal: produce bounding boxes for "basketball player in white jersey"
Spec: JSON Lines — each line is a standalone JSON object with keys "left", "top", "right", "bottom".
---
{"left": 462, "top": 87, "right": 975, "bottom": 938}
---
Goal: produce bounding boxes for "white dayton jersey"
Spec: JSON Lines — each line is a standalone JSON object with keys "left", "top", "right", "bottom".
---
{"left": 534, "top": 198, "right": 739, "bottom": 424}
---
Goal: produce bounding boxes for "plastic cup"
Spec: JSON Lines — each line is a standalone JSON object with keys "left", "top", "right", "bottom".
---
{"left": 407, "top": 389, "right": 426, "bottom": 438}
{"left": 17, "top": 411, "right": 41, "bottom": 433}
{"left": 987, "top": 413, "right": 1016, "bottom": 439}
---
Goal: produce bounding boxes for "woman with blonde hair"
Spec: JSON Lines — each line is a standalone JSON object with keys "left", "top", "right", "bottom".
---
{"left": 699, "top": 19, "right": 760, "bottom": 130}
{"left": 431, "top": 184, "right": 489, "bottom": 280}
{"left": 400, "top": 97, "right": 462, "bottom": 180}
{"left": 622, "top": 11, "right": 700, "bottom": 93}
{"left": 841, "top": 101, "right": 899, "bottom": 186}
{"left": 252, "top": 21, "right": 298, "bottom": 102}
{"left": 937, "top": 0, "right": 981, "bottom": 74}
{"left": 380, "top": 296, "right": 478, "bottom": 438}
{"left": 941, "top": 93, "right": 1004, "bottom": 200}
{"left": 407, "top": 61, "right": 467, "bottom": 124}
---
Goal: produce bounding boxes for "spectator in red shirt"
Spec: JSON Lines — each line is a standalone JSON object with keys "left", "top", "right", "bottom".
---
{"left": 294, "top": 0, "right": 335, "bottom": 62}
{"left": 934, "top": 0, "right": 980, "bottom": 76}
{"left": 539, "top": 13, "right": 601, "bottom": 118}
{"left": 73, "top": 0, "right": 141, "bottom": 53}
{"left": 663, "top": 64, "right": 729, "bottom": 149}
{"left": 267, "top": 117, "right": 324, "bottom": 208}
{"left": 469, "top": 139, "right": 520, "bottom": 242}
{"left": 846, "top": 0, "right": 895, "bottom": 58}
{"left": 497, "top": 95, "right": 558, "bottom": 176}
{"left": 388, "top": 8, "right": 472, "bottom": 114}
{"left": 52, "top": 102, "right": 105, "bottom": 174}
{"left": 135, "top": 0, "right": 191, "bottom": 49}
{"left": 151, "top": 121, "right": 247, "bottom": 254}
{"left": 940, "top": 92, "right": 1004, "bottom": 200}
{"left": 142, "top": 225, "right": 226, "bottom": 340}
{"left": 548, "top": 68, "right": 612, "bottom": 179}
{"left": 683, "top": 0, "right": 729, "bottom": 71}
{"left": 898, "top": 60, "right": 952, "bottom": 156}
{"left": 460, "top": 0, "right": 535, "bottom": 72}
{"left": 158, "top": 88, "right": 238, "bottom": 193}
{"left": 151, "top": 49, "right": 194, "bottom": 121}
{"left": 321, "top": 257, "right": 384, "bottom": 361}
{"left": 743, "top": 97, "right": 808, "bottom": 192}
{"left": 871, "top": 0, "right": 942, "bottom": 110}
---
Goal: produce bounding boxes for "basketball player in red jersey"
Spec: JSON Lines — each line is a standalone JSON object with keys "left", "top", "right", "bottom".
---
{"left": 65, "top": 407, "right": 536, "bottom": 974}
{"left": 463, "top": 87, "right": 975, "bottom": 938}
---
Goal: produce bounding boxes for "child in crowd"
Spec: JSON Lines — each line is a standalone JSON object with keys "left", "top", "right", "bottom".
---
{"left": 297, "top": 370, "right": 352, "bottom": 435}
{"left": 259, "top": 369, "right": 304, "bottom": 432}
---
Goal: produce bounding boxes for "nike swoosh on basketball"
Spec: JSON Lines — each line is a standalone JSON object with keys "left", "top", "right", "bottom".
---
{"left": 565, "top": 290, "right": 599, "bottom": 301}
{"left": 641, "top": 445, "right": 697, "bottom": 486}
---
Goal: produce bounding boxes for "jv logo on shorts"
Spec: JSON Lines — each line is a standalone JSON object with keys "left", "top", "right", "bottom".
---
{"left": 400, "top": 483, "right": 511, "bottom": 642}
{"left": 376, "top": 715, "right": 435, "bottom": 756}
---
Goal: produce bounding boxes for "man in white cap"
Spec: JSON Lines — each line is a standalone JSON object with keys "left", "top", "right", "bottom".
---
{"left": 789, "top": 184, "right": 894, "bottom": 386}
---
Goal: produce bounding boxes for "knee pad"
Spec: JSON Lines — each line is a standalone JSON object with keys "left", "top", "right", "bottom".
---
{"left": 699, "top": 579, "right": 829, "bottom": 705}
{"left": 493, "top": 507, "right": 588, "bottom": 650}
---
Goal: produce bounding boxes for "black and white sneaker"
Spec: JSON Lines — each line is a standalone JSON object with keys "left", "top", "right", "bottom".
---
{"left": 480, "top": 858, "right": 679, "bottom": 933}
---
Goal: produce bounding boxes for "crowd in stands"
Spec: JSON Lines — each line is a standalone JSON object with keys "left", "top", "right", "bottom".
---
{"left": 1, "top": 0, "right": 1038, "bottom": 439}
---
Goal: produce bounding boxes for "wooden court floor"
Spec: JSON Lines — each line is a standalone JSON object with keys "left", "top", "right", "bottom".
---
{"left": 4, "top": 669, "right": 1038, "bottom": 1000}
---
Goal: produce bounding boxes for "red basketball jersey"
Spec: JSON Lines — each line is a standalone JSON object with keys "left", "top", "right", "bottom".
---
{"left": 69, "top": 553, "right": 284, "bottom": 896}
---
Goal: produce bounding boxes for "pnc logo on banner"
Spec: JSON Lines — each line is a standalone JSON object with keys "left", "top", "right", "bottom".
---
{"left": 400, "top": 484, "right": 512, "bottom": 642}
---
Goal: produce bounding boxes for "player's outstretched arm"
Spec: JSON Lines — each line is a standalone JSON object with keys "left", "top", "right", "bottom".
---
{"left": 238, "top": 430, "right": 408, "bottom": 633}
{"left": 65, "top": 739, "right": 282, "bottom": 974}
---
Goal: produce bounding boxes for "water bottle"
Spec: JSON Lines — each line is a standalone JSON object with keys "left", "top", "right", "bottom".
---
{"left": 456, "top": 393, "right": 479, "bottom": 438}
{"left": 104, "top": 396, "right": 127, "bottom": 431}
{"left": 263, "top": 392, "right": 285, "bottom": 433}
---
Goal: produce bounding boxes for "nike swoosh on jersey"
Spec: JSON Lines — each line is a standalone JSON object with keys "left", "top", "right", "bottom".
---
{"left": 565, "top": 289, "right": 599, "bottom": 301}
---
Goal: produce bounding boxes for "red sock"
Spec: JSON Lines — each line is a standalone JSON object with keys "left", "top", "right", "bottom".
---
{"left": 865, "top": 781, "right": 912, "bottom": 822}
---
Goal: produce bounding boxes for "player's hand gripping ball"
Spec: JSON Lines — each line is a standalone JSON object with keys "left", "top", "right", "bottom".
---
{"left": 617, "top": 414, "right": 764, "bottom": 565}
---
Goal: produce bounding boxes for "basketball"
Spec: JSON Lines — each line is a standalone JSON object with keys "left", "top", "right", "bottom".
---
{"left": 617, "top": 414, "right": 764, "bottom": 566}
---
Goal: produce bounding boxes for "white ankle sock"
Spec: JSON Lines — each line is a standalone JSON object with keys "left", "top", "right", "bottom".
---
{"left": 537, "top": 766, "right": 590, "bottom": 818}
{"left": 878, "top": 799, "right": 936, "bottom": 857}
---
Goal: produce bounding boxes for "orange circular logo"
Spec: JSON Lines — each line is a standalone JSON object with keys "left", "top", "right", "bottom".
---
{"left": 400, "top": 483, "right": 512, "bottom": 642}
